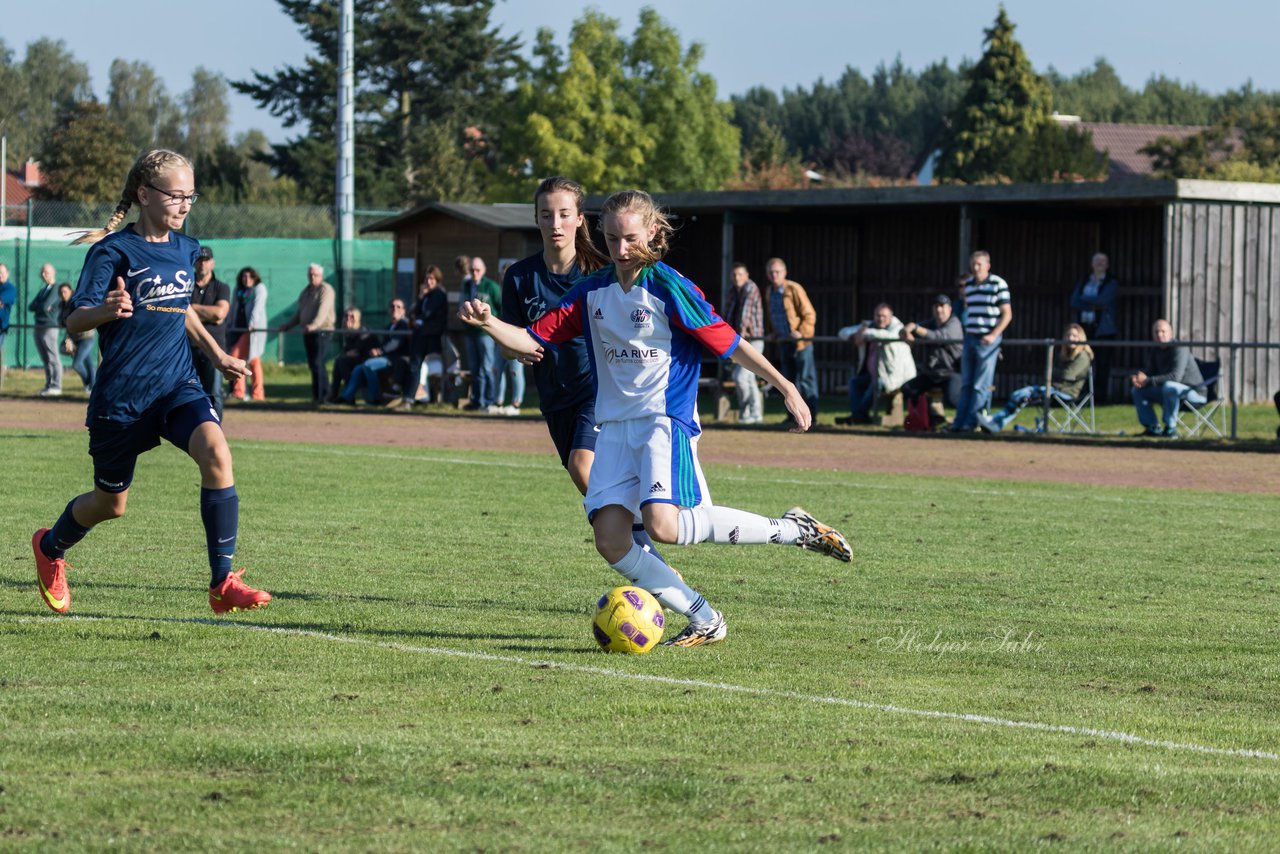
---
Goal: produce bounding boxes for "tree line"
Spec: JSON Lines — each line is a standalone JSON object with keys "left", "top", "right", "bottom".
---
{"left": 6, "top": 2, "right": 1280, "bottom": 211}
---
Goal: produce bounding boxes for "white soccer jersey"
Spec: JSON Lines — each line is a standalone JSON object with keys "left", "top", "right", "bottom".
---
{"left": 529, "top": 261, "right": 739, "bottom": 433}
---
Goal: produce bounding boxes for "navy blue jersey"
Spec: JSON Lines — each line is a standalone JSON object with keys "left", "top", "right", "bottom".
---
{"left": 501, "top": 253, "right": 593, "bottom": 413}
{"left": 72, "top": 225, "right": 202, "bottom": 424}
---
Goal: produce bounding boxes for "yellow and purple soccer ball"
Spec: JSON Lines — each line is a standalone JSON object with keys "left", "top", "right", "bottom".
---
{"left": 592, "top": 586, "right": 665, "bottom": 653}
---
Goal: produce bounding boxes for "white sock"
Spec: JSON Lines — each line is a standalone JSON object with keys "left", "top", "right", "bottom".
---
{"left": 631, "top": 524, "right": 666, "bottom": 563}
{"left": 609, "top": 543, "right": 715, "bottom": 622}
{"left": 676, "top": 505, "right": 801, "bottom": 545}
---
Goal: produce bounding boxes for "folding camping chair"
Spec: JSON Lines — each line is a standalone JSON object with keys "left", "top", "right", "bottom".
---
{"left": 1045, "top": 367, "right": 1096, "bottom": 434}
{"left": 1175, "top": 358, "right": 1227, "bottom": 438}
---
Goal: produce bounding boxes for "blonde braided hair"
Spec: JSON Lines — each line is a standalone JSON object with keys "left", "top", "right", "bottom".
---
{"left": 71, "top": 149, "right": 193, "bottom": 245}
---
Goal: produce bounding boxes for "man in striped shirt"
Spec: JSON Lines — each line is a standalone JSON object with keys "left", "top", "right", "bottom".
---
{"left": 952, "top": 251, "right": 1013, "bottom": 432}
{"left": 722, "top": 262, "right": 765, "bottom": 423}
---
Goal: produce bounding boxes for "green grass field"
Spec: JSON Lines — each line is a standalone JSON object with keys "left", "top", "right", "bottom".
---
{"left": 2, "top": 427, "right": 1278, "bottom": 850}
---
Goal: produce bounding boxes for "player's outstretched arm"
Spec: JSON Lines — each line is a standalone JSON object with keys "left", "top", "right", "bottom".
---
{"left": 730, "top": 340, "right": 810, "bottom": 432}
{"left": 185, "top": 306, "right": 250, "bottom": 380}
{"left": 458, "top": 299, "right": 544, "bottom": 360}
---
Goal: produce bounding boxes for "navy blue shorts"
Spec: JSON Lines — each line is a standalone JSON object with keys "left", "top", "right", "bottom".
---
{"left": 89, "top": 384, "right": 220, "bottom": 493}
{"left": 543, "top": 398, "right": 599, "bottom": 468}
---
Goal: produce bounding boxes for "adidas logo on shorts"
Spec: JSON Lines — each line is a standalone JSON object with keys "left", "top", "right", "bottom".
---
{"left": 649, "top": 481, "right": 664, "bottom": 494}
{"left": 594, "top": 308, "right": 604, "bottom": 318}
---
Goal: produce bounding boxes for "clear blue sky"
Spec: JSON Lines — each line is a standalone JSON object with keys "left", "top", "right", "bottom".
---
{"left": 7, "top": 0, "right": 1279, "bottom": 144}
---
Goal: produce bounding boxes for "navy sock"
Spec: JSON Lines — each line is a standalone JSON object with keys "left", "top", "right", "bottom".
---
{"left": 42, "top": 499, "right": 93, "bottom": 560}
{"left": 200, "top": 485, "right": 239, "bottom": 588}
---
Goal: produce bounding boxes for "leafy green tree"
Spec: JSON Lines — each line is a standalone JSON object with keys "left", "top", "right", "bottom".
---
{"left": 233, "top": 0, "right": 520, "bottom": 206}
{"left": 494, "top": 8, "right": 737, "bottom": 198}
{"left": 935, "top": 7, "right": 1054, "bottom": 181}
{"left": 495, "top": 15, "right": 649, "bottom": 199}
{"left": 625, "top": 8, "right": 739, "bottom": 191}
{"left": 183, "top": 67, "right": 230, "bottom": 159}
{"left": 729, "top": 58, "right": 965, "bottom": 180}
{"left": 1144, "top": 106, "right": 1280, "bottom": 182}
{"left": 38, "top": 101, "right": 136, "bottom": 201}
{"left": 0, "top": 38, "right": 92, "bottom": 167}
{"left": 936, "top": 8, "right": 1105, "bottom": 183}
{"left": 108, "top": 60, "right": 183, "bottom": 154}
{"left": 1046, "top": 59, "right": 1135, "bottom": 122}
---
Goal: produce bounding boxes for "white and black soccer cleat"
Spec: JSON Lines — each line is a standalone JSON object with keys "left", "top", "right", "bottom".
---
{"left": 784, "top": 507, "right": 853, "bottom": 563}
{"left": 662, "top": 610, "right": 727, "bottom": 648}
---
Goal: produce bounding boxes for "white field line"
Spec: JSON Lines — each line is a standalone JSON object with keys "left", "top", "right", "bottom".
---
{"left": 229, "top": 441, "right": 1254, "bottom": 508}
{"left": 16, "top": 614, "right": 1278, "bottom": 763}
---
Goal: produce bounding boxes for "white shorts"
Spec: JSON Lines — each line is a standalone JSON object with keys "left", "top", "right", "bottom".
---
{"left": 585, "top": 416, "right": 711, "bottom": 521}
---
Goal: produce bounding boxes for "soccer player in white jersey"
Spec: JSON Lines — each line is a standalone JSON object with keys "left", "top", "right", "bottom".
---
{"left": 460, "top": 190, "right": 851, "bottom": 648}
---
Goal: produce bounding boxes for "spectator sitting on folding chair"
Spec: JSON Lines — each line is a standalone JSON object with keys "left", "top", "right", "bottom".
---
{"left": 1128, "top": 318, "right": 1205, "bottom": 439}
{"left": 978, "top": 323, "right": 1093, "bottom": 433}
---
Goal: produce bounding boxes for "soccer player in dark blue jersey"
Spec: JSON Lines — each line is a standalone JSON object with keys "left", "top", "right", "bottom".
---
{"left": 500, "top": 177, "right": 610, "bottom": 491}
{"left": 31, "top": 149, "right": 271, "bottom": 616}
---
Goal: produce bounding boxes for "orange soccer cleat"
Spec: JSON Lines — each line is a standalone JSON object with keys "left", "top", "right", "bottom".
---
{"left": 209, "top": 568, "right": 272, "bottom": 614}
{"left": 32, "top": 528, "right": 72, "bottom": 614}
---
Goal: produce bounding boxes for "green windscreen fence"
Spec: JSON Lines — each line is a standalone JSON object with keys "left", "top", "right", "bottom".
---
{"left": 1, "top": 237, "right": 393, "bottom": 368}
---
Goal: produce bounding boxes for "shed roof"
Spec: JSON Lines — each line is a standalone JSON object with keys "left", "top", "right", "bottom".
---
{"left": 586, "top": 178, "right": 1280, "bottom": 213}
{"left": 364, "top": 179, "right": 1280, "bottom": 235}
{"left": 362, "top": 201, "right": 534, "bottom": 233}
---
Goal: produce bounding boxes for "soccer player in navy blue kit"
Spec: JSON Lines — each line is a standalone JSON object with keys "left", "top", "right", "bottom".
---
{"left": 32, "top": 149, "right": 271, "bottom": 615}
{"left": 465, "top": 190, "right": 851, "bottom": 648}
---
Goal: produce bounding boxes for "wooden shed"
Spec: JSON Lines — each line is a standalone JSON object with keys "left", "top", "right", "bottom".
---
{"left": 363, "top": 202, "right": 540, "bottom": 306}
{"left": 367, "top": 181, "right": 1280, "bottom": 403}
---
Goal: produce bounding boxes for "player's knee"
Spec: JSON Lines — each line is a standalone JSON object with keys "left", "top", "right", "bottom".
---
{"left": 593, "top": 530, "right": 632, "bottom": 565}
{"left": 645, "top": 517, "right": 678, "bottom": 545}
{"left": 91, "top": 490, "right": 128, "bottom": 520}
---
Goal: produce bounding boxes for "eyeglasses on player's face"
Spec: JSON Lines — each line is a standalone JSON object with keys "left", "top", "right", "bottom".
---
{"left": 147, "top": 184, "right": 200, "bottom": 206}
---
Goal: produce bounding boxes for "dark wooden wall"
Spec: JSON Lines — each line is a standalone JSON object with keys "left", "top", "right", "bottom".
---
{"left": 663, "top": 203, "right": 1170, "bottom": 401}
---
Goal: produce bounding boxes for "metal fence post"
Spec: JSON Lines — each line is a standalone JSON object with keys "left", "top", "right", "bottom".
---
{"left": 1228, "top": 344, "right": 1238, "bottom": 439}
{"left": 1041, "top": 340, "right": 1053, "bottom": 431}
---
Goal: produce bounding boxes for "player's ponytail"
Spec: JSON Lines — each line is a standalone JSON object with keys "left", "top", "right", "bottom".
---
{"left": 599, "top": 189, "right": 673, "bottom": 268}
{"left": 534, "top": 176, "right": 609, "bottom": 274}
{"left": 71, "top": 149, "right": 193, "bottom": 245}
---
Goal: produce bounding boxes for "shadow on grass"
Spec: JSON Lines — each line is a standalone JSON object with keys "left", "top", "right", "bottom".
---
{"left": 0, "top": 576, "right": 587, "bottom": 616}
{"left": 0, "top": 608, "right": 547, "bottom": 643}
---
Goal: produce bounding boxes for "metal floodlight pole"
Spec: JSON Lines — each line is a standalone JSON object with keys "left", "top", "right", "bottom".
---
{"left": 336, "top": 0, "right": 356, "bottom": 309}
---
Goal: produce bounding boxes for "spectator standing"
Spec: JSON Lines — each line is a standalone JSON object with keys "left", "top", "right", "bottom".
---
{"left": 389, "top": 265, "right": 449, "bottom": 408}
{"left": 29, "top": 263, "right": 64, "bottom": 396}
{"left": 1129, "top": 318, "right": 1205, "bottom": 438}
{"left": 836, "top": 302, "right": 916, "bottom": 425}
{"left": 978, "top": 323, "right": 1094, "bottom": 432}
{"left": 0, "top": 263, "right": 16, "bottom": 391}
{"left": 280, "top": 263, "right": 336, "bottom": 404}
{"left": 764, "top": 257, "right": 819, "bottom": 424}
{"left": 952, "top": 251, "right": 1013, "bottom": 432}
{"left": 900, "top": 293, "right": 963, "bottom": 411}
{"left": 460, "top": 256, "right": 502, "bottom": 411}
{"left": 1070, "top": 252, "right": 1119, "bottom": 402}
{"left": 58, "top": 282, "right": 97, "bottom": 393}
{"left": 722, "top": 262, "right": 765, "bottom": 424}
{"left": 188, "top": 246, "right": 231, "bottom": 418}
{"left": 229, "top": 266, "right": 269, "bottom": 402}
